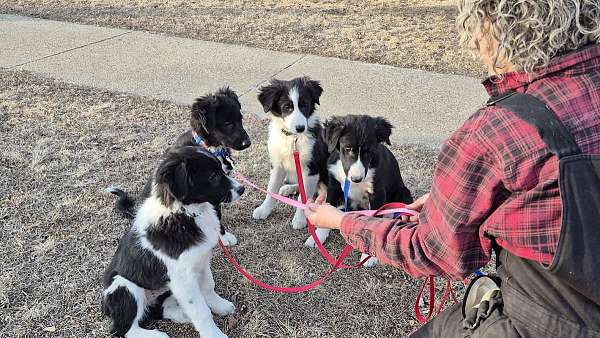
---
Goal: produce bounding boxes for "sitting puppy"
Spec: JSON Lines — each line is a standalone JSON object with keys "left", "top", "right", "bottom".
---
{"left": 252, "top": 77, "right": 329, "bottom": 229}
{"left": 109, "top": 87, "right": 250, "bottom": 245}
{"left": 311, "top": 115, "right": 413, "bottom": 265}
{"left": 102, "top": 146, "right": 244, "bottom": 338}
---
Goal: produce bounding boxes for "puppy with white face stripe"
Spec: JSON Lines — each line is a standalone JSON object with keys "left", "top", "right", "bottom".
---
{"left": 252, "top": 77, "right": 329, "bottom": 230}
{"left": 308, "top": 115, "right": 413, "bottom": 264}
{"left": 102, "top": 147, "right": 244, "bottom": 338}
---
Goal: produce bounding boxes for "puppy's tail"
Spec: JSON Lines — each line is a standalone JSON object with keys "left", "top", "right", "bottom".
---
{"left": 105, "top": 187, "right": 136, "bottom": 219}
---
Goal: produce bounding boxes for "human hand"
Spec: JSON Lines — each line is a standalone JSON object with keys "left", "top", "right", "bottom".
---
{"left": 401, "top": 193, "right": 430, "bottom": 223}
{"left": 304, "top": 199, "right": 344, "bottom": 230}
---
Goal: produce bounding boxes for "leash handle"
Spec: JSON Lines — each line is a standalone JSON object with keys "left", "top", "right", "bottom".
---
{"left": 414, "top": 276, "right": 436, "bottom": 323}
{"left": 414, "top": 276, "right": 459, "bottom": 323}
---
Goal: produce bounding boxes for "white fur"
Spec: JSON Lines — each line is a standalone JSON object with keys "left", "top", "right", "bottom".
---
{"left": 304, "top": 228, "right": 331, "bottom": 248}
{"left": 253, "top": 107, "right": 320, "bottom": 230}
{"left": 106, "top": 196, "right": 233, "bottom": 338}
{"left": 278, "top": 184, "right": 298, "bottom": 197}
{"left": 162, "top": 295, "right": 190, "bottom": 324}
{"left": 360, "top": 253, "right": 379, "bottom": 267}
{"left": 283, "top": 87, "right": 308, "bottom": 133}
{"left": 348, "top": 157, "right": 366, "bottom": 183}
{"left": 219, "top": 231, "right": 237, "bottom": 246}
{"left": 328, "top": 159, "right": 375, "bottom": 210}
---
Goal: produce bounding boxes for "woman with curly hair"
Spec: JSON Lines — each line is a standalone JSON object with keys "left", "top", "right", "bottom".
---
{"left": 305, "top": 1, "right": 600, "bottom": 336}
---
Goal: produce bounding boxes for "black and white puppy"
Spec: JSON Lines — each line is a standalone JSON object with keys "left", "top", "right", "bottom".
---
{"left": 252, "top": 77, "right": 329, "bottom": 230}
{"left": 316, "top": 115, "right": 413, "bottom": 264}
{"left": 102, "top": 146, "right": 244, "bottom": 338}
{"left": 173, "top": 87, "right": 251, "bottom": 175}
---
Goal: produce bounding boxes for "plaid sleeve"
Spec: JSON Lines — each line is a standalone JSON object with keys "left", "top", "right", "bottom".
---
{"left": 340, "top": 115, "right": 507, "bottom": 279}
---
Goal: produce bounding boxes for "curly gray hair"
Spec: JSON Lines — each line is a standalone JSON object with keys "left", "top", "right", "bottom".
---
{"left": 457, "top": 0, "right": 600, "bottom": 73}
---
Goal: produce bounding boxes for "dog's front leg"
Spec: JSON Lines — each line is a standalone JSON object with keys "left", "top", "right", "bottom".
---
{"left": 253, "top": 165, "right": 285, "bottom": 220}
{"left": 198, "top": 263, "right": 235, "bottom": 316}
{"left": 292, "top": 174, "right": 318, "bottom": 229}
{"left": 169, "top": 271, "right": 227, "bottom": 338}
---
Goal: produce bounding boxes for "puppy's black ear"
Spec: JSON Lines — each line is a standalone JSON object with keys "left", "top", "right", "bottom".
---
{"left": 325, "top": 117, "right": 345, "bottom": 153}
{"left": 304, "top": 77, "right": 323, "bottom": 105}
{"left": 191, "top": 95, "right": 217, "bottom": 133}
{"left": 258, "top": 80, "right": 285, "bottom": 115}
{"left": 374, "top": 117, "right": 393, "bottom": 145}
{"left": 216, "top": 86, "right": 241, "bottom": 109}
{"left": 155, "top": 157, "right": 191, "bottom": 206}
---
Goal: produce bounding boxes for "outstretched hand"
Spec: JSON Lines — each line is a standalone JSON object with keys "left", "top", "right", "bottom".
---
{"left": 401, "top": 193, "right": 430, "bottom": 223}
{"left": 304, "top": 198, "right": 344, "bottom": 230}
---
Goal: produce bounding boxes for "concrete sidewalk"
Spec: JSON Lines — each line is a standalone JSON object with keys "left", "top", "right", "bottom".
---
{"left": 1, "top": 14, "right": 488, "bottom": 145}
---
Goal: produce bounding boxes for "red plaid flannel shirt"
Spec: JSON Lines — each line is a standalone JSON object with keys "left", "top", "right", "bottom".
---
{"left": 341, "top": 44, "right": 600, "bottom": 279}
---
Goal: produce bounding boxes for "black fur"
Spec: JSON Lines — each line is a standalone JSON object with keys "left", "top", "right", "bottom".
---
{"left": 258, "top": 77, "right": 323, "bottom": 118}
{"left": 107, "top": 188, "right": 135, "bottom": 219}
{"left": 103, "top": 231, "right": 169, "bottom": 291}
{"left": 180, "top": 87, "right": 250, "bottom": 151}
{"left": 153, "top": 147, "right": 242, "bottom": 207}
{"left": 146, "top": 212, "right": 205, "bottom": 259}
{"left": 324, "top": 115, "right": 413, "bottom": 210}
{"left": 102, "top": 287, "right": 138, "bottom": 337}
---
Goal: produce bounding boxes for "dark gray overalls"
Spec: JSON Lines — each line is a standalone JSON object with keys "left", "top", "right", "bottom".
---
{"left": 412, "top": 93, "right": 600, "bottom": 337}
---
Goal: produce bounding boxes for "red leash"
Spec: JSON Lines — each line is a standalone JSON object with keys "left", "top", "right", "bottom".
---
{"left": 219, "top": 147, "right": 412, "bottom": 292}
{"left": 219, "top": 241, "right": 354, "bottom": 293}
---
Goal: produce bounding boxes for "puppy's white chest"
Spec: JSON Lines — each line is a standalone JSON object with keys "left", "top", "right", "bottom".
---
{"left": 329, "top": 160, "right": 375, "bottom": 210}
{"left": 268, "top": 122, "right": 315, "bottom": 175}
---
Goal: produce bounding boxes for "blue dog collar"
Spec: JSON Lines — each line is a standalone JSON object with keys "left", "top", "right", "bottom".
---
{"left": 192, "top": 131, "right": 230, "bottom": 160}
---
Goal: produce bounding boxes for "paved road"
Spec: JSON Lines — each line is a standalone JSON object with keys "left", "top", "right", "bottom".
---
{"left": 1, "top": 14, "right": 489, "bottom": 146}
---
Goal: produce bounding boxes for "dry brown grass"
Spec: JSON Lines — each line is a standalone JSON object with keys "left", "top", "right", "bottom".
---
{"left": 0, "top": 69, "right": 466, "bottom": 338}
{"left": 1, "top": 0, "right": 484, "bottom": 77}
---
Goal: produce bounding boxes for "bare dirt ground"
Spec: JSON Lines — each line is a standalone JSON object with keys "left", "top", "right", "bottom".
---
{"left": 0, "top": 0, "right": 484, "bottom": 78}
{"left": 0, "top": 69, "right": 473, "bottom": 337}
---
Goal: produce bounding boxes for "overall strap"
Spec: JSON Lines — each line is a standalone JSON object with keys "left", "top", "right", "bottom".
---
{"left": 488, "top": 92, "right": 581, "bottom": 158}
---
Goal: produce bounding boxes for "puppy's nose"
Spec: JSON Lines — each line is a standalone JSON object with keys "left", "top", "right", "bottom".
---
{"left": 236, "top": 185, "right": 245, "bottom": 196}
{"left": 350, "top": 176, "right": 363, "bottom": 183}
{"left": 295, "top": 125, "right": 305, "bottom": 133}
{"left": 241, "top": 139, "right": 251, "bottom": 149}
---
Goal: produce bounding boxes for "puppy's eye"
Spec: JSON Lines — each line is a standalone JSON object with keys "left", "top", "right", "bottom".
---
{"left": 224, "top": 121, "right": 233, "bottom": 126}
{"left": 344, "top": 146, "right": 352, "bottom": 152}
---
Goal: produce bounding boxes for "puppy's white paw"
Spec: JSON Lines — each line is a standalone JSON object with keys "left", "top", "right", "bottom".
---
{"left": 304, "top": 229, "right": 330, "bottom": 248}
{"left": 291, "top": 212, "right": 307, "bottom": 229}
{"left": 146, "top": 330, "right": 170, "bottom": 338}
{"left": 204, "top": 330, "right": 228, "bottom": 338}
{"left": 220, "top": 232, "right": 237, "bottom": 246}
{"left": 127, "top": 328, "right": 170, "bottom": 338}
{"left": 361, "top": 253, "right": 379, "bottom": 267}
{"left": 252, "top": 205, "right": 272, "bottom": 220}
{"left": 278, "top": 184, "right": 298, "bottom": 197}
{"left": 210, "top": 298, "right": 235, "bottom": 316}
{"left": 161, "top": 295, "right": 190, "bottom": 324}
